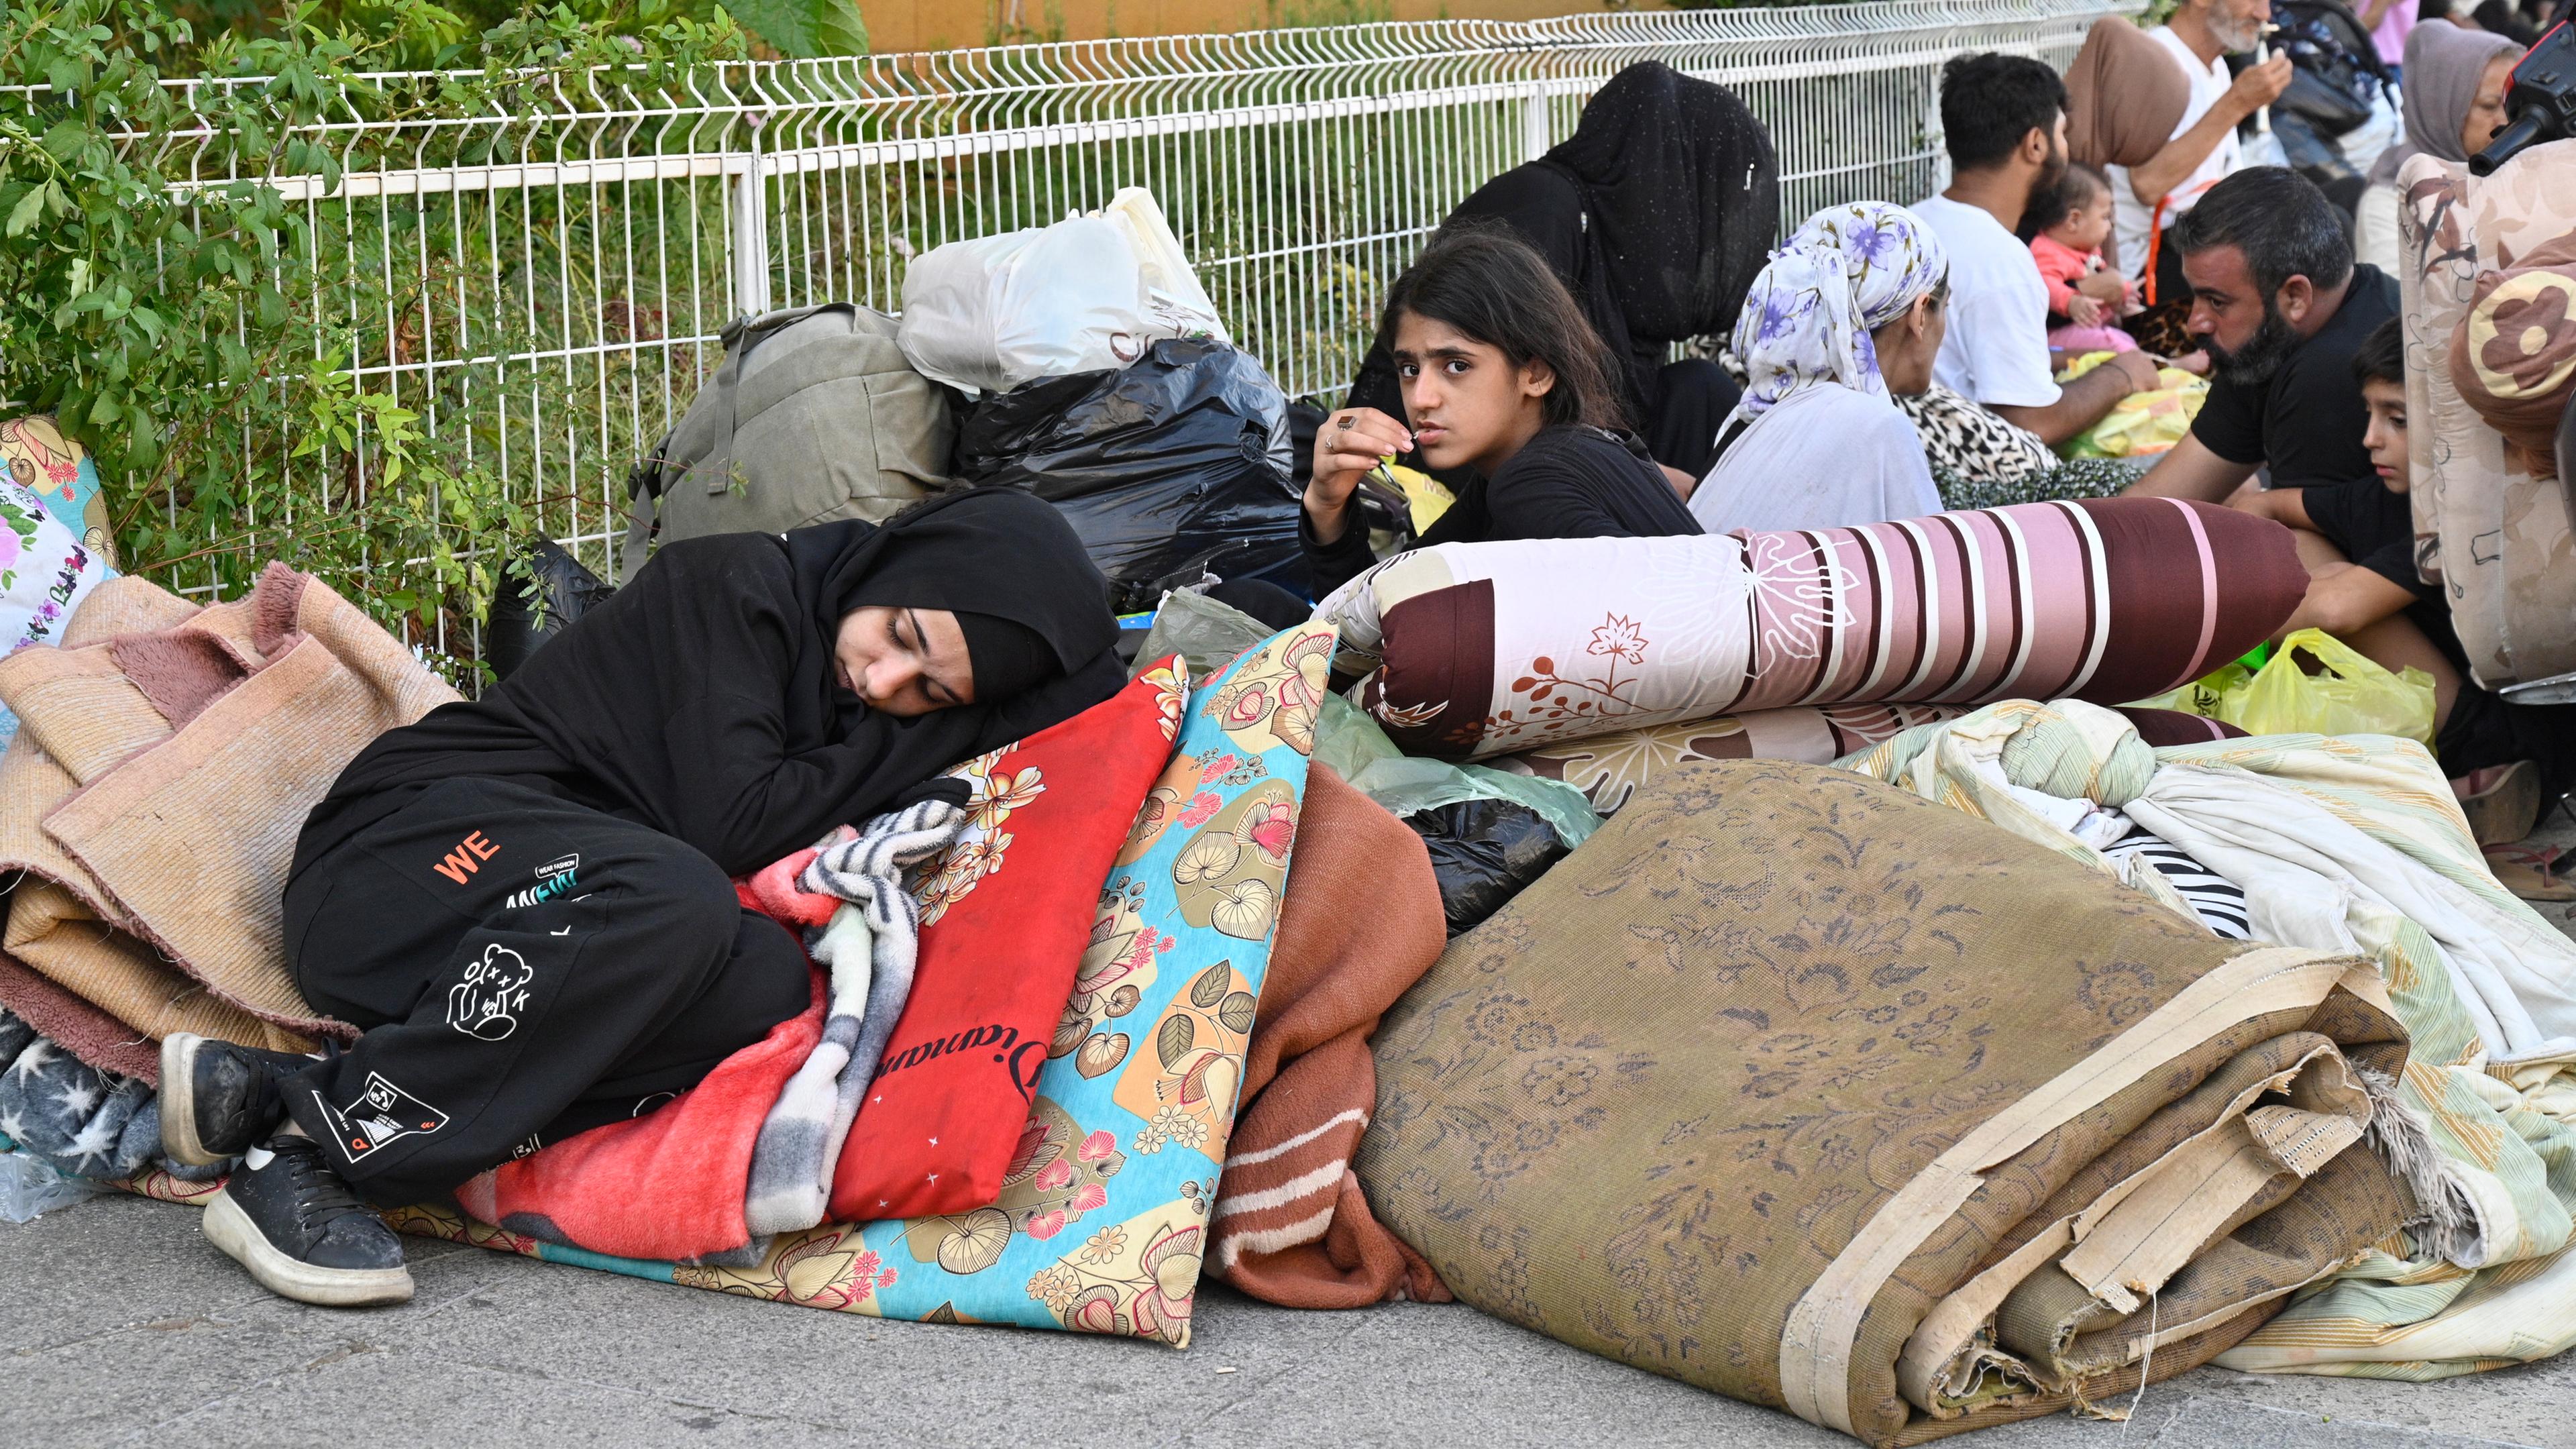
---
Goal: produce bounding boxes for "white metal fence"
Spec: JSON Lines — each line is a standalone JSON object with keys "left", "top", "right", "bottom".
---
{"left": 164, "top": 0, "right": 2129, "bottom": 600}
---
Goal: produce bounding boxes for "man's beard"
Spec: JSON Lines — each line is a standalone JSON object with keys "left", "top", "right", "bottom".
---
{"left": 2026, "top": 138, "right": 2070, "bottom": 228}
{"left": 2200, "top": 299, "right": 2299, "bottom": 386}
{"left": 2210, "top": 9, "right": 2263, "bottom": 51}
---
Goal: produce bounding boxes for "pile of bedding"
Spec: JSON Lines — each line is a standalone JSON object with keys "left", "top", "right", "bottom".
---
{"left": 1841, "top": 701, "right": 2576, "bottom": 1380}
{"left": 1357, "top": 757, "right": 2426, "bottom": 1443}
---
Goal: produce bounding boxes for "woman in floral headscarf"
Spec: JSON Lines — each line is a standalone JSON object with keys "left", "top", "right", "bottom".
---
{"left": 1688, "top": 201, "right": 1952, "bottom": 533}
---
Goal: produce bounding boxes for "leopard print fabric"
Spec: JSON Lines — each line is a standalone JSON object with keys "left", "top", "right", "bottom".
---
{"left": 1894, "top": 384, "right": 2056, "bottom": 484}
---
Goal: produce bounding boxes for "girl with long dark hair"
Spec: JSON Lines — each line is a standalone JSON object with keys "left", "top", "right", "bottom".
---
{"left": 1303, "top": 226, "right": 1703, "bottom": 596}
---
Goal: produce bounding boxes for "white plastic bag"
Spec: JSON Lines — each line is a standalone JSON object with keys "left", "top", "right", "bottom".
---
{"left": 896, "top": 186, "right": 1229, "bottom": 396}
{"left": 0, "top": 1150, "right": 104, "bottom": 1222}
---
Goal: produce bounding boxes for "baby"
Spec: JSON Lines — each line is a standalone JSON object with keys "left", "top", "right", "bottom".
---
{"left": 2026, "top": 164, "right": 2139, "bottom": 356}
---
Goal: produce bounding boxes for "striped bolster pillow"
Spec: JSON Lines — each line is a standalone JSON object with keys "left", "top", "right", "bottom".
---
{"left": 1319, "top": 497, "right": 2305, "bottom": 761}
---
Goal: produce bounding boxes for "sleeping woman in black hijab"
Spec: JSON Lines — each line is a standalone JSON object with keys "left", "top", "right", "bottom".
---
{"left": 158, "top": 488, "right": 1121, "bottom": 1307}
{"left": 1342, "top": 61, "right": 1780, "bottom": 480}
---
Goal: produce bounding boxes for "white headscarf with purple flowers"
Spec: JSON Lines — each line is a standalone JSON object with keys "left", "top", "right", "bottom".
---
{"left": 1729, "top": 201, "right": 1948, "bottom": 420}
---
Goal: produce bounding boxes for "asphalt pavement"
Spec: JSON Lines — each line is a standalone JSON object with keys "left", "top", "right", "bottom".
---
{"left": 7, "top": 816, "right": 2575, "bottom": 1449}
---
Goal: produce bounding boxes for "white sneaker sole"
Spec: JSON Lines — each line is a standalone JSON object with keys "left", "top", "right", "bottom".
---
{"left": 201, "top": 1189, "right": 414, "bottom": 1307}
{"left": 158, "top": 1033, "right": 225, "bottom": 1167}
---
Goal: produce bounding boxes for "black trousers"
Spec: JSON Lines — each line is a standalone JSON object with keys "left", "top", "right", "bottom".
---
{"left": 2440, "top": 687, "right": 2576, "bottom": 802}
{"left": 280, "top": 777, "right": 810, "bottom": 1206}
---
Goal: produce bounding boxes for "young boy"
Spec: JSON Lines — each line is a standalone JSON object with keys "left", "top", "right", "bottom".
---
{"left": 2230, "top": 317, "right": 2572, "bottom": 846}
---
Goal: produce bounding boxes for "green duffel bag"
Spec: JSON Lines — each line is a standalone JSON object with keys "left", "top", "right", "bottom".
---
{"left": 624, "top": 301, "right": 955, "bottom": 572}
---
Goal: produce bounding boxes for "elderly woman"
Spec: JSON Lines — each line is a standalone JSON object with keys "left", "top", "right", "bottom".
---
{"left": 2355, "top": 22, "right": 2523, "bottom": 276}
{"left": 1688, "top": 201, "right": 1952, "bottom": 533}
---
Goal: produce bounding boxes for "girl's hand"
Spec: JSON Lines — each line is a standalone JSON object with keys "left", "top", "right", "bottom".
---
{"left": 2067, "top": 293, "right": 2106, "bottom": 328}
{"left": 1306, "top": 407, "right": 1413, "bottom": 544}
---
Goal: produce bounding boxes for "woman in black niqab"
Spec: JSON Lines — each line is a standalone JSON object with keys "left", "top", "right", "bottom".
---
{"left": 192, "top": 489, "right": 1125, "bottom": 1280}
{"left": 1342, "top": 61, "right": 1780, "bottom": 479}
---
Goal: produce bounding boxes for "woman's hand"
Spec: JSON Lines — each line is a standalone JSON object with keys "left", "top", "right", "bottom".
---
{"left": 1306, "top": 406, "right": 1413, "bottom": 545}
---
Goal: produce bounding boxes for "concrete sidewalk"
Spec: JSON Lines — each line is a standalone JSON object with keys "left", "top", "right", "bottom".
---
{"left": 4, "top": 1188, "right": 2569, "bottom": 1449}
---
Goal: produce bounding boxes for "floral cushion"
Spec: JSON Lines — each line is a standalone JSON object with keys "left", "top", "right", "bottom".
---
{"left": 830, "top": 659, "right": 1185, "bottom": 1221}
{"left": 360, "top": 621, "right": 1333, "bottom": 1346}
{"left": 1494, "top": 703, "right": 1959, "bottom": 815}
{"left": 0, "top": 416, "right": 108, "bottom": 563}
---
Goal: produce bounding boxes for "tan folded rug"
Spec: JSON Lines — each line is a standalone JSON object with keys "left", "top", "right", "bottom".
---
{"left": 1358, "top": 759, "right": 2428, "bottom": 1444}
{"left": 0, "top": 565, "right": 458, "bottom": 1075}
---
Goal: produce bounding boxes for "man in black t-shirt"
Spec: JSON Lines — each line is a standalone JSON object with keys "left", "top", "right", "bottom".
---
{"left": 2129, "top": 168, "right": 2400, "bottom": 501}
{"left": 2231, "top": 319, "right": 2576, "bottom": 843}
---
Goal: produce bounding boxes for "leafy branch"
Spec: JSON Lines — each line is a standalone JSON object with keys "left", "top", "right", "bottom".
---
{"left": 0, "top": 0, "right": 755, "bottom": 682}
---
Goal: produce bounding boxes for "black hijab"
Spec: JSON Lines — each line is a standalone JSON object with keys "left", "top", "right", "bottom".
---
{"left": 1349, "top": 63, "right": 1778, "bottom": 458}
{"left": 1473, "top": 60, "right": 1772, "bottom": 347}
{"left": 783, "top": 486, "right": 1117, "bottom": 729}
{"left": 1538, "top": 62, "right": 1780, "bottom": 346}
{"left": 304, "top": 487, "right": 1125, "bottom": 878}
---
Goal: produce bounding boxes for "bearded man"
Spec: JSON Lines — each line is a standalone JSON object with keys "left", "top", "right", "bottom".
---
{"left": 2127, "top": 166, "right": 2400, "bottom": 500}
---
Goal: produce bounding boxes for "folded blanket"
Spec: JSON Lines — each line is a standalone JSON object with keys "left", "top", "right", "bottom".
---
{"left": 743, "top": 800, "right": 966, "bottom": 1237}
{"left": 1361, "top": 760, "right": 2422, "bottom": 1444}
{"left": 1207, "top": 764, "right": 1451, "bottom": 1308}
{"left": 2102, "top": 826, "right": 2253, "bottom": 939}
{"left": 0, "top": 565, "right": 458, "bottom": 1070}
{"left": 0, "top": 1008, "right": 166, "bottom": 1181}
{"left": 1843, "top": 705, "right": 2576, "bottom": 1381}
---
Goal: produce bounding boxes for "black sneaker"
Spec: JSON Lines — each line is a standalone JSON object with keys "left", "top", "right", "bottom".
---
{"left": 201, "top": 1133, "right": 412, "bottom": 1307}
{"left": 159, "top": 1032, "right": 313, "bottom": 1167}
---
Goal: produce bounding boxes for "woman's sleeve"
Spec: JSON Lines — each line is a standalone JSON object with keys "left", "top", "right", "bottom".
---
{"left": 1299, "top": 503, "right": 1385, "bottom": 598}
{"left": 1483, "top": 437, "right": 1699, "bottom": 540}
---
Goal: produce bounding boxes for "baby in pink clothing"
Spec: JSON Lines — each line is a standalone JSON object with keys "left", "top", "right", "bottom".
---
{"left": 2027, "top": 164, "right": 2139, "bottom": 355}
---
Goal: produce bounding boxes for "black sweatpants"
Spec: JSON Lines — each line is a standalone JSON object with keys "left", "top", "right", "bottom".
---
{"left": 280, "top": 777, "right": 811, "bottom": 1207}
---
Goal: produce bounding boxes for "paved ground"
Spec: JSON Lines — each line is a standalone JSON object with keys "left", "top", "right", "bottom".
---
{"left": 4, "top": 1191, "right": 2575, "bottom": 1449}
{"left": 9, "top": 812, "right": 2576, "bottom": 1449}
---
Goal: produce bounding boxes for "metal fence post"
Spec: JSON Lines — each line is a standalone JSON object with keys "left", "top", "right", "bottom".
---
{"left": 731, "top": 121, "right": 772, "bottom": 319}
{"left": 1521, "top": 85, "right": 1552, "bottom": 164}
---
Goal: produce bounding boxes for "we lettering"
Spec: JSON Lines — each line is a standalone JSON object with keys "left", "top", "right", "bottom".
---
{"left": 431, "top": 830, "right": 501, "bottom": 885}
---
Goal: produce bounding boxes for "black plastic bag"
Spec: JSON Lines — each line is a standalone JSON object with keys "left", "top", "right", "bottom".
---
{"left": 1404, "top": 798, "right": 1570, "bottom": 937}
{"left": 2266, "top": 0, "right": 2394, "bottom": 138}
{"left": 486, "top": 539, "right": 616, "bottom": 681}
{"left": 954, "top": 338, "right": 1306, "bottom": 614}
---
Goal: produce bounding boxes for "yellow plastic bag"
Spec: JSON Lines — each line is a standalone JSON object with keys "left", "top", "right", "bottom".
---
{"left": 2131, "top": 659, "right": 2256, "bottom": 719}
{"left": 1381, "top": 462, "right": 1455, "bottom": 533}
{"left": 2129, "top": 631, "right": 2435, "bottom": 745}
{"left": 2063, "top": 367, "right": 2209, "bottom": 459}
{"left": 2230, "top": 629, "right": 2436, "bottom": 745}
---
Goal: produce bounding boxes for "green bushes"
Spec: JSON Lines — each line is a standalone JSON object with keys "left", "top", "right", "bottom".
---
{"left": 0, "top": 1, "right": 749, "bottom": 675}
